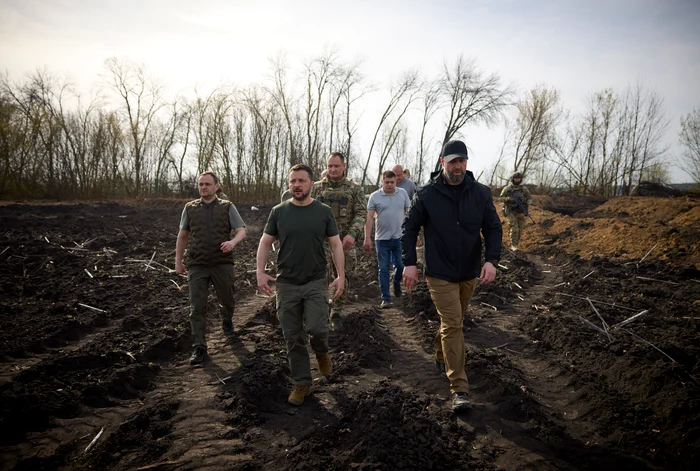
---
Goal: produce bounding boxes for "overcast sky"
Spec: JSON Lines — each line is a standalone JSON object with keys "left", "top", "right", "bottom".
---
{"left": 1, "top": 0, "right": 699, "bottom": 182}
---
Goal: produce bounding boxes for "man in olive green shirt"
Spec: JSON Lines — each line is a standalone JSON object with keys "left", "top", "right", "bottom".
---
{"left": 257, "top": 164, "right": 344, "bottom": 406}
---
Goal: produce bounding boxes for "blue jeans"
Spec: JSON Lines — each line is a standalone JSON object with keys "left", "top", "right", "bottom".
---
{"left": 376, "top": 239, "right": 404, "bottom": 301}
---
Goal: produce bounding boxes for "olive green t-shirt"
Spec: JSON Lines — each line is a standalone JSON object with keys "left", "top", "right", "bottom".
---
{"left": 264, "top": 199, "right": 339, "bottom": 285}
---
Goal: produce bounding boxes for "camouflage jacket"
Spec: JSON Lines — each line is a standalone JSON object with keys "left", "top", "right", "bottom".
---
{"left": 500, "top": 183, "right": 531, "bottom": 213}
{"left": 312, "top": 175, "right": 366, "bottom": 240}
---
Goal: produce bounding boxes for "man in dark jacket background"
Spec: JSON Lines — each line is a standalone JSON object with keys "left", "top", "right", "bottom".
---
{"left": 402, "top": 140, "right": 502, "bottom": 412}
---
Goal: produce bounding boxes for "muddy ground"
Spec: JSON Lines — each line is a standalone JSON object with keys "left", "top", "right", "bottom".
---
{"left": 0, "top": 195, "right": 698, "bottom": 470}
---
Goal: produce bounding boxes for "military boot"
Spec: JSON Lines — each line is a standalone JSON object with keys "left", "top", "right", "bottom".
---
{"left": 288, "top": 385, "right": 311, "bottom": 406}
{"left": 222, "top": 319, "right": 234, "bottom": 336}
{"left": 452, "top": 392, "right": 471, "bottom": 412}
{"left": 189, "top": 347, "right": 206, "bottom": 366}
{"left": 316, "top": 353, "right": 332, "bottom": 377}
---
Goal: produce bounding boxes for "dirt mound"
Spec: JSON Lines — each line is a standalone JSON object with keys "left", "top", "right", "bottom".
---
{"left": 519, "top": 196, "right": 700, "bottom": 268}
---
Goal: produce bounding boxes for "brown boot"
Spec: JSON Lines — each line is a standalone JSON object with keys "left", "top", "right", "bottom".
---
{"left": 316, "top": 353, "right": 332, "bottom": 377}
{"left": 288, "top": 385, "right": 311, "bottom": 406}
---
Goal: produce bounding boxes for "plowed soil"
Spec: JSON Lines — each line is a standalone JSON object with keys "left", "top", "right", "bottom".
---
{"left": 0, "top": 195, "right": 698, "bottom": 471}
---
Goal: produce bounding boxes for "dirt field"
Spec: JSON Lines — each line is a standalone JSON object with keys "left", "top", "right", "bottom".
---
{"left": 0, "top": 195, "right": 698, "bottom": 470}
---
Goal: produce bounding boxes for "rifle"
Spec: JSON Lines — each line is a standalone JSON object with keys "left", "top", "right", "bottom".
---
{"left": 511, "top": 193, "right": 536, "bottom": 224}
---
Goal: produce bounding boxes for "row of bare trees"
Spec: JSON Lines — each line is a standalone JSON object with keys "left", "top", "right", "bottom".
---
{"left": 490, "top": 83, "right": 699, "bottom": 195}
{"left": 0, "top": 52, "right": 696, "bottom": 203}
{"left": 1, "top": 53, "right": 512, "bottom": 202}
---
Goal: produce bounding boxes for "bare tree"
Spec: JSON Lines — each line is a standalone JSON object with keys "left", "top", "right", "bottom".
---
{"left": 269, "top": 54, "right": 301, "bottom": 166}
{"left": 105, "top": 57, "right": 164, "bottom": 196}
{"left": 360, "top": 69, "right": 421, "bottom": 187}
{"left": 301, "top": 51, "right": 340, "bottom": 170}
{"left": 415, "top": 80, "right": 441, "bottom": 183}
{"left": 678, "top": 109, "right": 700, "bottom": 183}
{"left": 620, "top": 83, "right": 670, "bottom": 193}
{"left": 328, "top": 58, "right": 364, "bottom": 156}
{"left": 510, "top": 85, "right": 564, "bottom": 175}
{"left": 437, "top": 55, "right": 513, "bottom": 171}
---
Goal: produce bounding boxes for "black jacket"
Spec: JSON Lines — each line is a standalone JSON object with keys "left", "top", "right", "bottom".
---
{"left": 401, "top": 170, "right": 502, "bottom": 282}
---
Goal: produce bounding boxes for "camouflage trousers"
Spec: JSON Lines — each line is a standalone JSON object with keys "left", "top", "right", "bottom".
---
{"left": 325, "top": 245, "right": 355, "bottom": 315}
{"left": 507, "top": 212, "right": 526, "bottom": 247}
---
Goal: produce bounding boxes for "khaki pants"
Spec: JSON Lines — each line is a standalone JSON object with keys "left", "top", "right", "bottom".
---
{"left": 277, "top": 278, "right": 329, "bottom": 385}
{"left": 187, "top": 264, "right": 235, "bottom": 350}
{"left": 506, "top": 212, "right": 526, "bottom": 247}
{"left": 426, "top": 276, "right": 477, "bottom": 394}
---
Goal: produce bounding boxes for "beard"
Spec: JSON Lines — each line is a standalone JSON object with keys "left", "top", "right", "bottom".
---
{"left": 446, "top": 169, "right": 465, "bottom": 183}
{"left": 292, "top": 190, "right": 311, "bottom": 201}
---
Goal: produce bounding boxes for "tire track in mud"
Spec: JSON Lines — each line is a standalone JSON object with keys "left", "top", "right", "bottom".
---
{"left": 0, "top": 321, "right": 123, "bottom": 387}
{"left": 108, "top": 294, "right": 271, "bottom": 470}
{"left": 458, "top": 254, "right": 657, "bottom": 470}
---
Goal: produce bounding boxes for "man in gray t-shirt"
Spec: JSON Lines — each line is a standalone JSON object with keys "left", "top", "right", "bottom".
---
{"left": 393, "top": 164, "right": 417, "bottom": 200}
{"left": 364, "top": 170, "right": 410, "bottom": 308}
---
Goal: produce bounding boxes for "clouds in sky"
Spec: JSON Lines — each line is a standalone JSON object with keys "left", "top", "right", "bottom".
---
{"left": 1, "top": 0, "right": 698, "bottom": 180}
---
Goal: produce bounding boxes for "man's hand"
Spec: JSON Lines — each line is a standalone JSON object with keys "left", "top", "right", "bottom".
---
{"left": 480, "top": 262, "right": 497, "bottom": 284}
{"left": 175, "top": 260, "right": 187, "bottom": 275}
{"left": 342, "top": 234, "right": 355, "bottom": 251}
{"left": 257, "top": 272, "right": 277, "bottom": 296}
{"left": 329, "top": 276, "right": 345, "bottom": 300}
{"left": 402, "top": 265, "right": 419, "bottom": 290}
{"left": 363, "top": 237, "right": 373, "bottom": 252}
{"left": 220, "top": 240, "right": 237, "bottom": 253}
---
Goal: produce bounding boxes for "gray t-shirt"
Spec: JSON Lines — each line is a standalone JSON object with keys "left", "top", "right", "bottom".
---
{"left": 397, "top": 178, "right": 417, "bottom": 200}
{"left": 179, "top": 199, "right": 246, "bottom": 231}
{"left": 367, "top": 187, "right": 410, "bottom": 240}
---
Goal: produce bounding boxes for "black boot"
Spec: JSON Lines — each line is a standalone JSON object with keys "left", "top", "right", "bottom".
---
{"left": 222, "top": 319, "right": 234, "bottom": 336}
{"left": 393, "top": 282, "right": 402, "bottom": 298}
{"left": 189, "top": 347, "right": 206, "bottom": 365}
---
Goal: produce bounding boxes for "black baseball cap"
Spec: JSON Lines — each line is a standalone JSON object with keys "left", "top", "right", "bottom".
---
{"left": 440, "top": 140, "right": 468, "bottom": 162}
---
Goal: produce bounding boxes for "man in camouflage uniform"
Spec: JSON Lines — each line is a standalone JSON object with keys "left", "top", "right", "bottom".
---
{"left": 176, "top": 171, "right": 247, "bottom": 366}
{"left": 312, "top": 152, "right": 366, "bottom": 330}
{"left": 500, "top": 171, "right": 531, "bottom": 251}
{"left": 216, "top": 188, "right": 230, "bottom": 200}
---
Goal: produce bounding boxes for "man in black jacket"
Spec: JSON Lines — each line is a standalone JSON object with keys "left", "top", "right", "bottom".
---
{"left": 402, "top": 140, "right": 502, "bottom": 412}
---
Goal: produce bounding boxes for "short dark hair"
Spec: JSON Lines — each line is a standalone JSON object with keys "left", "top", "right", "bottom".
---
{"left": 289, "top": 164, "right": 313, "bottom": 180}
{"left": 327, "top": 151, "right": 346, "bottom": 162}
{"left": 382, "top": 170, "right": 396, "bottom": 179}
{"left": 199, "top": 171, "right": 219, "bottom": 184}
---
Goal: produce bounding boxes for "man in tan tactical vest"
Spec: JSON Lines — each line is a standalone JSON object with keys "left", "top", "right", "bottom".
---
{"left": 176, "top": 171, "right": 247, "bottom": 365}
{"left": 312, "top": 152, "right": 366, "bottom": 331}
{"left": 500, "top": 171, "right": 532, "bottom": 251}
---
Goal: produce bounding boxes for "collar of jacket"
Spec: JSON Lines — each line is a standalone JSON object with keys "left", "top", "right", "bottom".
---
{"left": 194, "top": 198, "right": 220, "bottom": 207}
{"left": 321, "top": 175, "right": 348, "bottom": 188}
{"left": 429, "top": 169, "right": 476, "bottom": 194}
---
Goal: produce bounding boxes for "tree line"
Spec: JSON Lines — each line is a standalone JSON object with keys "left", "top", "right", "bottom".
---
{"left": 1, "top": 52, "right": 697, "bottom": 203}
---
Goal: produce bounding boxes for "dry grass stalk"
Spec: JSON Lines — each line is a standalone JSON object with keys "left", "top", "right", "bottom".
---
{"left": 637, "top": 243, "right": 658, "bottom": 265}
{"left": 83, "top": 427, "right": 104, "bottom": 454}
{"left": 78, "top": 303, "right": 106, "bottom": 313}
{"left": 554, "top": 292, "right": 638, "bottom": 312}
{"left": 612, "top": 310, "right": 650, "bottom": 329}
